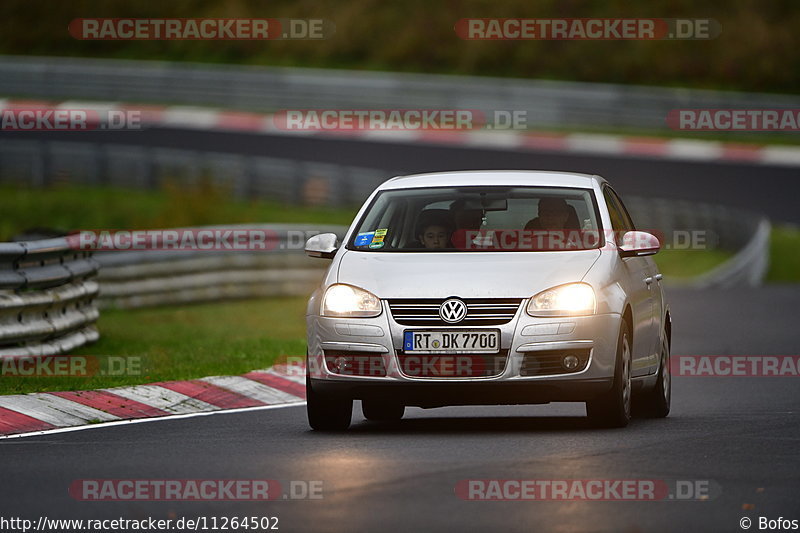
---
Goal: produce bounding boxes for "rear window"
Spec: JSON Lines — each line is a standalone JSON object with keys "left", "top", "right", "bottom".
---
{"left": 347, "top": 186, "right": 604, "bottom": 252}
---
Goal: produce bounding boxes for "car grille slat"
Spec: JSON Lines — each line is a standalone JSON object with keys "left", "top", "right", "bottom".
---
{"left": 388, "top": 298, "right": 523, "bottom": 326}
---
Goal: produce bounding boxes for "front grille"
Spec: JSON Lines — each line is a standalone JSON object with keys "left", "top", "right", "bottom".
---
{"left": 519, "top": 349, "right": 591, "bottom": 376}
{"left": 397, "top": 350, "right": 508, "bottom": 378}
{"left": 388, "top": 298, "right": 523, "bottom": 326}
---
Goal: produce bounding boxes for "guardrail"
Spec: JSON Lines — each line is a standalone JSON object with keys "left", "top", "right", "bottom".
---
{"left": 0, "top": 140, "right": 391, "bottom": 207}
{"left": 1, "top": 55, "right": 799, "bottom": 131}
{"left": 0, "top": 238, "right": 99, "bottom": 357}
{"left": 624, "top": 198, "right": 770, "bottom": 288}
{"left": 93, "top": 225, "right": 346, "bottom": 309}
{"left": 690, "top": 219, "right": 771, "bottom": 288}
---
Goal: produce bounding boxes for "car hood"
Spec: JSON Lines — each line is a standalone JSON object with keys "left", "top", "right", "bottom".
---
{"left": 336, "top": 250, "right": 602, "bottom": 299}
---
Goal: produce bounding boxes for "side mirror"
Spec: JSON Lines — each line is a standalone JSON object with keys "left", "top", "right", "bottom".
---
{"left": 305, "top": 233, "right": 339, "bottom": 259}
{"left": 619, "top": 231, "right": 660, "bottom": 257}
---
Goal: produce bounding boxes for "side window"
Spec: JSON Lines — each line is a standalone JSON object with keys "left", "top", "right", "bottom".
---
{"left": 603, "top": 187, "right": 634, "bottom": 245}
{"left": 608, "top": 187, "right": 636, "bottom": 231}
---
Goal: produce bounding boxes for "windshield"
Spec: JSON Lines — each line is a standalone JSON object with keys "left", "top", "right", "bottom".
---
{"left": 347, "top": 186, "right": 603, "bottom": 252}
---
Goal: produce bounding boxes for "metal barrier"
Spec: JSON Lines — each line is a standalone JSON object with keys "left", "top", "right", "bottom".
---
{"left": 624, "top": 198, "right": 770, "bottom": 287}
{"left": 0, "top": 140, "right": 391, "bottom": 207}
{"left": 0, "top": 238, "right": 99, "bottom": 357}
{"left": 93, "top": 225, "right": 346, "bottom": 309}
{"left": 1, "top": 55, "right": 799, "bottom": 131}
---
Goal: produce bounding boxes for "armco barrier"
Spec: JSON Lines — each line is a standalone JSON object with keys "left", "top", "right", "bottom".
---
{"left": 1, "top": 55, "right": 799, "bottom": 131}
{"left": 92, "top": 225, "right": 346, "bottom": 309}
{"left": 0, "top": 238, "right": 99, "bottom": 357}
{"left": 624, "top": 198, "right": 770, "bottom": 287}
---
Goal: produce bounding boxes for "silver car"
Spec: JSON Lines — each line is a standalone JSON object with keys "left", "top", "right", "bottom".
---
{"left": 304, "top": 171, "right": 671, "bottom": 430}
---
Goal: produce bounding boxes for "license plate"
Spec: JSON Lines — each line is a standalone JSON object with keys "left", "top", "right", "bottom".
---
{"left": 403, "top": 330, "right": 499, "bottom": 354}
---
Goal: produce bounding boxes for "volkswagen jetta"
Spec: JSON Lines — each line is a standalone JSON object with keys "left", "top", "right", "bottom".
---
{"left": 304, "top": 170, "right": 671, "bottom": 430}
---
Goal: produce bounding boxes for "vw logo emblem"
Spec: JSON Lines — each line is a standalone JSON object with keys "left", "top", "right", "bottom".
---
{"left": 439, "top": 298, "right": 468, "bottom": 323}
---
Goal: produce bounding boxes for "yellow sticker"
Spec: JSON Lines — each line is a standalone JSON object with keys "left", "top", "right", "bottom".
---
{"left": 374, "top": 228, "right": 388, "bottom": 237}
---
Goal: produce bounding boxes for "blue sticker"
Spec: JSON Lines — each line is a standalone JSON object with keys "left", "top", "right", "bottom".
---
{"left": 404, "top": 331, "right": 414, "bottom": 351}
{"left": 354, "top": 232, "right": 375, "bottom": 246}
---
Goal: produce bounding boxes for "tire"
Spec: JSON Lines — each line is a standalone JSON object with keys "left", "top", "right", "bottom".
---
{"left": 306, "top": 374, "right": 352, "bottom": 431}
{"left": 362, "top": 400, "right": 405, "bottom": 422}
{"left": 635, "top": 334, "right": 671, "bottom": 418}
{"left": 586, "top": 321, "right": 632, "bottom": 428}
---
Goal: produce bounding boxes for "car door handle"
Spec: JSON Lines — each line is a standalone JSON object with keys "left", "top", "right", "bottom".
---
{"left": 644, "top": 276, "right": 653, "bottom": 285}
{"left": 654, "top": 274, "right": 663, "bottom": 281}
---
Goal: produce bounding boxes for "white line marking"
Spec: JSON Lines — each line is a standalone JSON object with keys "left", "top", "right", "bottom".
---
{"left": 464, "top": 131, "right": 524, "bottom": 149}
{"left": 202, "top": 375, "right": 301, "bottom": 403}
{"left": 0, "top": 402, "right": 305, "bottom": 440}
{"left": 103, "top": 385, "right": 218, "bottom": 414}
{"left": 256, "top": 367, "right": 306, "bottom": 385}
{"left": 761, "top": 146, "right": 800, "bottom": 166}
{"left": 666, "top": 139, "right": 724, "bottom": 160}
{"left": 160, "top": 106, "right": 220, "bottom": 129}
{"left": 0, "top": 394, "right": 120, "bottom": 426}
{"left": 566, "top": 134, "right": 626, "bottom": 154}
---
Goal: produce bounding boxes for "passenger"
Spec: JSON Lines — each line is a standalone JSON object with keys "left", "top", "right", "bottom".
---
{"left": 411, "top": 210, "right": 453, "bottom": 249}
{"left": 525, "top": 197, "right": 574, "bottom": 230}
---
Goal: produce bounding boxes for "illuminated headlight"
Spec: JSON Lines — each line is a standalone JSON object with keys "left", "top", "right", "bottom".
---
{"left": 322, "top": 284, "right": 382, "bottom": 318}
{"left": 527, "top": 283, "right": 596, "bottom": 317}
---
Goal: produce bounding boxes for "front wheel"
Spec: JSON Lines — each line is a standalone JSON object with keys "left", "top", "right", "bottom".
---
{"left": 306, "top": 375, "right": 352, "bottom": 431}
{"left": 586, "top": 321, "right": 632, "bottom": 428}
{"left": 635, "top": 335, "right": 671, "bottom": 418}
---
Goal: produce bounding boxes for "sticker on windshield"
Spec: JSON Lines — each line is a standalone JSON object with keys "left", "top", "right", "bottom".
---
{"left": 354, "top": 232, "right": 375, "bottom": 246}
{"left": 368, "top": 241, "right": 385, "bottom": 249}
{"left": 374, "top": 228, "right": 388, "bottom": 237}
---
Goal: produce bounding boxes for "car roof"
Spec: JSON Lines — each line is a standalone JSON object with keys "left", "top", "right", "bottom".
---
{"left": 379, "top": 170, "right": 604, "bottom": 190}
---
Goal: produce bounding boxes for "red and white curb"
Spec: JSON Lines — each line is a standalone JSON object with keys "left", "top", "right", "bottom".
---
{"left": 3, "top": 98, "right": 800, "bottom": 167}
{"left": 0, "top": 366, "right": 305, "bottom": 438}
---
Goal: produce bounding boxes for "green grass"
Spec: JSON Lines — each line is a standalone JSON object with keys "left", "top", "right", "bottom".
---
{"left": 0, "top": 297, "right": 309, "bottom": 395}
{"left": 0, "top": 183, "right": 358, "bottom": 240}
{"left": 653, "top": 248, "right": 733, "bottom": 280}
{"left": 766, "top": 225, "right": 800, "bottom": 282}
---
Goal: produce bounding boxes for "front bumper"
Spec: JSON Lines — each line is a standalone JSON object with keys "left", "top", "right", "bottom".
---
{"left": 306, "top": 300, "right": 621, "bottom": 405}
{"left": 310, "top": 377, "right": 613, "bottom": 407}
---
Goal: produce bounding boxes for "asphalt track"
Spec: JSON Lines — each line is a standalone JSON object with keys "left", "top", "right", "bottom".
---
{"left": 2, "top": 127, "right": 799, "bottom": 223}
{"left": 2, "top": 287, "right": 799, "bottom": 532}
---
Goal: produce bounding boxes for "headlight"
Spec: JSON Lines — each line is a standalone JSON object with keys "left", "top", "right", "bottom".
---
{"left": 322, "top": 284, "right": 382, "bottom": 318}
{"left": 527, "top": 283, "right": 596, "bottom": 317}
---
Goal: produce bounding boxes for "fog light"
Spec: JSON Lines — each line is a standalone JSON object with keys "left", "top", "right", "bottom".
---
{"left": 333, "top": 356, "right": 348, "bottom": 373}
{"left": 562, "top": 354, "right": 580, "bottom": 371}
